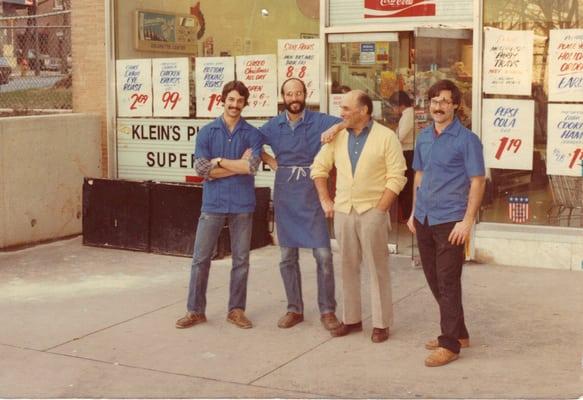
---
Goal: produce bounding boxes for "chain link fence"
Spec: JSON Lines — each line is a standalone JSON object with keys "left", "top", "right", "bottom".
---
{"left": 0, "top": 8, "right": 71, "bottom": 116}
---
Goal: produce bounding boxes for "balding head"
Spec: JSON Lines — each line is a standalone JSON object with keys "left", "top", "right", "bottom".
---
{"left": 340, "top": 90, "right": 373, "bottom": 132}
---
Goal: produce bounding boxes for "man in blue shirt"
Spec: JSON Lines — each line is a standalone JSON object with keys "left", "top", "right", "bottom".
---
{"left": 260, "top": 78, "right": 345, "bottom": 331}
{"left": 176, "top": 80, "right": 263, "bottom": 330}
{"left": 407, "top": 80, "right": 485, "bottom": 367}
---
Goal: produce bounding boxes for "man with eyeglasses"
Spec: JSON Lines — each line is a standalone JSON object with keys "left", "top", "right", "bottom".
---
{"left": 407, "top": 79, "right": 486, "bottom": 367}
{"left": 260, "top": 78, "right": 346, "bottom": 331}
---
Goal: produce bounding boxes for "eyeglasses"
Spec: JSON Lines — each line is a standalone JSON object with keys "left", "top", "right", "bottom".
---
{"left": 429, "top": 98, "right": 453, "bottom": 107}
{"left": 284, "top": 91, "right": 304, "bottom": 97}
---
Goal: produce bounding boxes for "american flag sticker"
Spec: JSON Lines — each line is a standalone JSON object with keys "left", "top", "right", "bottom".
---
{"left": 508, "top": 196, "right": 529, "bottom": 223}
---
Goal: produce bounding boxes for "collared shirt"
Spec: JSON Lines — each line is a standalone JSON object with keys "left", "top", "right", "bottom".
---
{"left": 347, "top": 119, "right": 373, "bottom": 174}
{"left": 285, "top": 110, "right": 305, "bottom": 131}
{"left": 311, "top": 121, "right": 407, "bottom": 214}
{"left": 260, "top": 109, "right": 341, "bottom": 167}
{"left": 412, "top": 117, "right": 485, "bottom": 225}
{"left": 194, "top": 116, "right": 263, "bottom": 213}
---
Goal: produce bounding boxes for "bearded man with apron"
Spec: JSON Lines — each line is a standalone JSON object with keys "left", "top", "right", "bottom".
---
{"left": 260, "top": 78, "right": 345, "bottom": 330}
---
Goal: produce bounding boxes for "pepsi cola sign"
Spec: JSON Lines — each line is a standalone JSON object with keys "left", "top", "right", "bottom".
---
{"left": 364, "top": 0, "right": 436, "bottom": 18}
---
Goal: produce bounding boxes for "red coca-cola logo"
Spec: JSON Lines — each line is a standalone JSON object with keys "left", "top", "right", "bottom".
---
{"left": 364, "top": 0, "right": 436, "bottom": 18}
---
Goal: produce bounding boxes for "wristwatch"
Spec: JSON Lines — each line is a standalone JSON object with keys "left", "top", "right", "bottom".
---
{"left": 216, "top": 157, "right": 223, "bottom": 168}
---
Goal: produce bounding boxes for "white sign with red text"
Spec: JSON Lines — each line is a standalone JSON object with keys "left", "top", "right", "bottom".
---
{"left": 483, "top": 30, "right": 533, "bottom": 96}
{"left": 278, "top": 39, "right": 320, "bottom": 104}
{"left": 329, "top": 94, "right": 345, "bottom": 117}
{"left": 548, "top": 29, "right": 583, "bottom": 102}
{"left": 195, "top": 57, "right": 235, "bottom": 118}
{"left": 236, "top": 54, "right": 278, "bottom": 117}
{"left": 152, "top": 58, "right": 190, "bottom": 117}
{"left": 116, "top": 59, "right": 153, "bottom": 117}
{"left": 547, "top": 104, "right": 583, "bottom": 176}
{"left": 482, "top": 99, "right": 534, "bottom": 170}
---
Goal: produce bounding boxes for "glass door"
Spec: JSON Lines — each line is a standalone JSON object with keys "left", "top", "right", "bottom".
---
{"left": 327, "top": 32, "right": 407, "bottom": 252}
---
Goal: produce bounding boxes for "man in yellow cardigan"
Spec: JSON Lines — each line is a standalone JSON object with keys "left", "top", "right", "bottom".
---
{"left": 311, "top": 90, "right": 406, "bottom": 343}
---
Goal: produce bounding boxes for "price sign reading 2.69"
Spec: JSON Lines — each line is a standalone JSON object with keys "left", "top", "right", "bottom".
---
{"left": 494, "top": 136, "right": 522, "bottom": 160}
{"left": 130, "top": 93, "right": 149, "bottom": 110}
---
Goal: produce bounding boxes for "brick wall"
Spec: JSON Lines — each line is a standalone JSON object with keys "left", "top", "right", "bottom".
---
{"left": 71, "top": 1, "right": 108, "bottom": 176}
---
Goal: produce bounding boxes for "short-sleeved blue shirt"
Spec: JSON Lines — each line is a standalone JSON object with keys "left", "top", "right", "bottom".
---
{"left": 194, "top": 116, "right": 263, "bottom": 213}
{"left": 412, "top": 117, "right": 485, "bottom": 225}
{"left": 259, "top": 110, "right": 340, "bottom": 166}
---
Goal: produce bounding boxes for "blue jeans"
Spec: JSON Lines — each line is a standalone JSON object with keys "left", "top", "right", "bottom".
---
{"left": 279, "top": 247, "right": 336, "bottom": 314}
{"left": 186, "top": 212, "right": 253, "bottom": 314}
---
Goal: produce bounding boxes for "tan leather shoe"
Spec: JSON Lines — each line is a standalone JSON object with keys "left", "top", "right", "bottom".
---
{"left": 330, "top": 321, "right": 363, "bottom": 337}
{"left": 425, "top": 337, "right": 470, "bottom": 350}
{"left": 371, "top": 327, "right": 389, "bottom": 343}
{"left": 425, "top": 347, "right": 459, "bottom": 367}
{"left": 175, "top": 312, "right": 207, "bottom": 329}
{"left": 226, "top": 308, "right": 252, "bottom": 329}
{"left": 320, "top": 312, "right": 341, "bottom": 331}
{"left": 277, "top": 312, "right": 304, "bottom": 328}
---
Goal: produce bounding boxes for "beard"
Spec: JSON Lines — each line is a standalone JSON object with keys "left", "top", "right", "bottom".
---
{"left": 285, "top": 100, "right": 306, "bottom": 115}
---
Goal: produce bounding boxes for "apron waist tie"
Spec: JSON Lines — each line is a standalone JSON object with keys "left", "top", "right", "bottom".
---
{"left": 280, "top": 166, "right": 311, "bottom": 182}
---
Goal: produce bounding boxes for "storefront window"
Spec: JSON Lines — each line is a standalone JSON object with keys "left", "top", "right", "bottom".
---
{"left": 480, "top": 0, "right": 583, "bottom": 228}
{"left": 114, "top": 0, "right": 320, "bottom": 118}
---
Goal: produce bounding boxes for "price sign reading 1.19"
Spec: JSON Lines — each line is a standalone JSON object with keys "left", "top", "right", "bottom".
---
{"left": 482, "top": 99, "right": 534, "bottom": 171}
{"left": 195, "top": 56, "right": 235, "bottom": 118}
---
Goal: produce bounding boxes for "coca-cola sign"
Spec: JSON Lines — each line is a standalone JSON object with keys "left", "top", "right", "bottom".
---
{"left": 364, "top": 0, "right": 436, "bottom": 18}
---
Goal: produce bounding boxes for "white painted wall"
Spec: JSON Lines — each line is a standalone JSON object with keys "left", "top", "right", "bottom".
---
{"left": 0, "top": 114, "right": 102, "bottom": 249}
{"left": 474, "top": 223, "right": 583, "bottom": 272}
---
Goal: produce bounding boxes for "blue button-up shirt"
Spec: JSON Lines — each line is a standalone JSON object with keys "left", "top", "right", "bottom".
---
{"left": 260, "top": 109, "right": 340, "bottom": 166}
{"left": 194, "top": 116, "right": 263, "bottom": 213}
{"left": 347, "top": 119, "right": 373, "bottom": 175}
{"left": 412, "top": 117, "right": 485, "bottom": 225}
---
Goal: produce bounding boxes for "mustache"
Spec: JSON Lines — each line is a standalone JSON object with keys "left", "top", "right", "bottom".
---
{"left": 432, "top": 110, "right": 445, "bottom": 115}
{"left": 289, "top": 101, "right": 302, "bottom": 107}
{"left": 228, "top": 106, "right": 242, "bottom": 111}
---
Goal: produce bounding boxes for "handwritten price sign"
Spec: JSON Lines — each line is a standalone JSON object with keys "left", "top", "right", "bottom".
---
{"left": 236, "top": 54, "right": 277, "bottom": 117}
{"left": 116, "top": 59, "right": 152, "bottom": 117}
{"left": 152, "top": 58, "right": 189, "bottom": 117}
{"left": 278, "top": 39, "right": 320, "bottom": 104}
{"left": 482, "top": 99, "right": 534, "bottom": 170}
{"left": 547, "top": 104, "right": 583, "bottom": 176}
{"left": 196, "top": 57, "right": 235, "bottom": 118}
{"left": 548, "top": 29, "right": 583, "bottom": 102}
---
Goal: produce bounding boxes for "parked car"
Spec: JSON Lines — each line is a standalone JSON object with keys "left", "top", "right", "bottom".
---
{"left": 26, "top": 50, "right": 49, "bottom": 70}
{"left": 0, "top": 56, "right": 12, "bottom": 84}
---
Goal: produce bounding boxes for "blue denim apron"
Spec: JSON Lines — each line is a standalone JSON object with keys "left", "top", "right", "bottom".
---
{"left": 274, "top": 165, "right": 330, "bottom": 248}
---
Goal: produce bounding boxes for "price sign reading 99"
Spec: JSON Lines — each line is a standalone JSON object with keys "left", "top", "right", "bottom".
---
{"left": 161, "top": 91, "right": 180, "bottom": 110}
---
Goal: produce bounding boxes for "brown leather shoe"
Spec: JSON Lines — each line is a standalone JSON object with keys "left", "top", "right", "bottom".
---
{"left": 425, "top": 337, "right": 470, "bottom": 350}
{"left": 330, "top": 321, "right": 363, "bottom": 337}
{"left": 371, "top": 327, "right": 389, "bottom": 343}
{"left": 277, "top": 312, "right": 304, "bottom": 328}
{"left": 175, "top": 312, "right": 207, "bottom": 329}
{"left": 425, "top": 347, "right": 459, "bottom": 367}
{"left": 320, "top": 312, "right": 341, "bottom": 331}
{"left": 226, "top": 308, "right": 252, "bottom": 329}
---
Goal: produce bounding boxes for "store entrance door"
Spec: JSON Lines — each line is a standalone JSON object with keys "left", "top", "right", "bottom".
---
{"left": 327, "top": 28, "right": 473, "bottom": 257}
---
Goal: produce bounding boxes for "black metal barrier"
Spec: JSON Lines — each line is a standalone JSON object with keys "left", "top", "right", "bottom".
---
{"left": 82, "top": 178, "right": 272, "bottom": 257}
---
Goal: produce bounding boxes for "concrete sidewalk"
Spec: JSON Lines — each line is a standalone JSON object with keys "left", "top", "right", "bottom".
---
{"left": 0, "top": 237, "right": 582, "bottom": 399}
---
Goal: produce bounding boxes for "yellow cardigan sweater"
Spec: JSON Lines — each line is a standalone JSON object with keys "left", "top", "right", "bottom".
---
{"left": 311, "top": 121, "right": 407, "bottom": 214}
